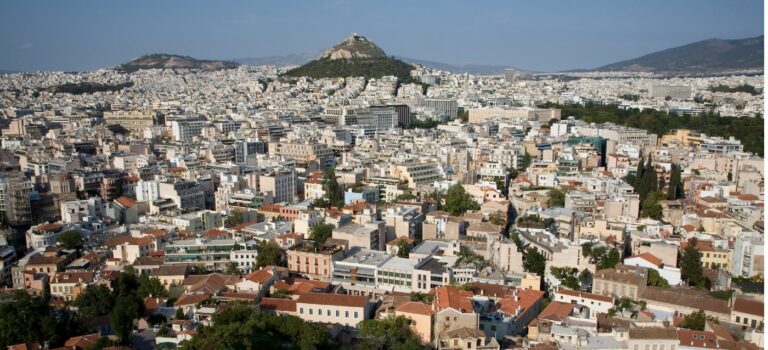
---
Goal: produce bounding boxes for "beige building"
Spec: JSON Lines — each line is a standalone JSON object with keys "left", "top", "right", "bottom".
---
{"left": 467, "top": 107, "right": 560, "bottom": 124}
{"left": 438, "top": 327, "right": 500, "bottom": 350}
{"left": 104, "top": 234, "right": 158, "bottom": 264}
{"left": 390, "top": 162, "right": 444, "bottom": 189}
{"left": 592, "top": 265, "right": 646, "bottom": 300}
{"left": 296, "top": 292, "right": 371, "bottom": 328}
{"left": 50, "top": 271, "right": 94, "bottom": 301}
{"left": 627, "top": 327, "right": 679, "bottom": 350}
{"left": 396, "top": 301, "right": 435, "bottom": 344}
{"left": 104, "top": 109, "right": 155, "bottom": 133}
{"left": 151, "top": 264, "right": 189, "bottom": 288}
{"left": 332, "top": 222, "right": 386, "bottom": 251}
{"left": 259, "top": 168, "right": 296, "bottom": 203}
{"left": 423, "top": 211, "right": 465, "bottom": 240}
{"left": 287, "top": 241, "right": 345, "bottom": 281}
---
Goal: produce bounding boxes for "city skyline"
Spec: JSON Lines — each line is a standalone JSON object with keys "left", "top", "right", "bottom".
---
{"left": 0, "top": 0, "right": 763, "bottom": 72}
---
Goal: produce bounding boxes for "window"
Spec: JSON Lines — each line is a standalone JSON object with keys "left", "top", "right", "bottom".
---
{"left": 309, "top": 309, "right": 313, "bottom": 315}
{"left": 336, "top": 310, "right": 339, "bottom": 317}
{"left": 354, "top": 312, "right": 358, "bottom": 318}
{"left": 327, "top": 310, "right": 331, "bottom": 316}
{"left": 300, "top": 308, "right": 304, "bottom": 314}
{"left": 345, "top": 311, "right": 349, "bottom": 318}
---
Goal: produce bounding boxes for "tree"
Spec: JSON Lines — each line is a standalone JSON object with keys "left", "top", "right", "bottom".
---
{"left": 546, "top": 188, "right": 566, "bottom": 207}
{"left": 634, "top": 155, "right": 645, "bottom": 190}
{"left": 224, "top": 261, "right": 240, "bottom": 276}
{"left": 443, "top": 184, "right": 480, "bottom": 216}
{"left": 596, "top": 249, "right": 620, "bottom": 270}
{"left": 308, "top": 223, "right": 334, "bottom": 244}
{"left": 667, "top": 163, "right": 684, "bottom": 200}
{"left": 0, "top": 290, "right": 82, "bottom": 348}
{"left": 488, "top": 211, "right": 507, "bottom": 226}
{"left": 681, "top": 238, "right": 704, "bottom": 287}
{"left": 357, "top": 316, "right": 424, "bottom": 350}
{"left": 180, "top": 304, "right": 335, "bottom": 350}
{"left": 114, "top": 270, "right": 139, "bottom": 297}
{"left": 227, "top": 211, "right": 244, "bottom": 227}
{"left": 111, "top": 294, "right": 144, "bottom": 343}
{"left": 321, "top": 168, "right": 343, "bottom": 208}
{"left": 175, "top": 307, "right": 187, "bottom": 320}
{"left": 647, "top": 269, "right": 670, "bottom": 287}
{"left": 256, "top": 240, "right": 284, "bottom": 268}
{"left": 410, "top": 292, "right": 434, "bottom": 303}
{"left": 641, "top": 190, "right": 665, "bottom": 220}
{"left": 523, "top": 247, "right": 546, "bottom": 276}
{"left": 75, "top": 284, "right": 114, "bottom": 317}
{"left": 678, "top": 310, "right": 707, "bottom": 331}
{"left": 138, "top": 274, "right": 168, "bottom": 298}
{"left": 57, "top": 230, "right": 84, "bottom": 250}
{"left": 396, "top": 239, "right": 411, "bottom": 258}
{"left": 578, "top": 269, "right": 593, "bottom": 290}
{"left": 521, "top": 152, "right": 533, "bottom": 171}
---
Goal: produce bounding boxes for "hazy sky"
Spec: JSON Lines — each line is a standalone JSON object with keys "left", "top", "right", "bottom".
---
{"left": 0, "top": 0, "right": 763, "bottom": 72}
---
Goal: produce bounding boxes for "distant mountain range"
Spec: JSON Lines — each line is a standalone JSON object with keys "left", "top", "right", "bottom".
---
{"left": 594, "top": 36, "right": 764, "bottom": 72}
{"left": 118, "top": 54, "right": 239, "bottom": 73}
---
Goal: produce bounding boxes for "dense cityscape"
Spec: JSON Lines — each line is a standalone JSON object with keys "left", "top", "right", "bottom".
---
{"left": 0, "top": 3, "right": 765, "bottom": 350}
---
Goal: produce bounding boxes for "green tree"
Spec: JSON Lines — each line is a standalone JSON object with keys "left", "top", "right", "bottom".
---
{"left": 309, "top": 223, "right": 334, "bottom": 244}
{"left": 678, "top": 310, "right": 707, "bottom": 331}
{"left": 224, "top": 261, "right": 240, "bottom": 276}
{"left": 443, "top": 184, "right": 480, "bottom": 216}
{"left": 667, "top": 163, "right": 684, "bottom": 200}
{"left": 175, "top": 307, "right": 187, "bottom": 320}
{"left": 114, "top": 270, "right": 139, "bottom": 297}
{"left": 180, "top": 304, "right": 335, "bottom": 350}
{"left": 681, "top": 238, "right": 704, "bottom": 287}
{"left": 357, "top": 316, "right": 424, "bottom": 350}
{"left": 521, "top": 152, "right": 533, "bottom": 171}
{"left": 0, "top": 290, "right": 81, "bottom": 348}
{"left": 641, "top": 190, "right": 665, "bottom": 220}
{"left": 227, "top": 211, "right": 244, "bottom": 226}
{"left": 396, "top": 239, "right": 411, "bottom": 258}
{"left": 321, "top": 168, "right": 343, "bottom": 208}
{"left": 57, "top": 230, "right": 84, "bottom": 250}
{"left": 647, "top": 269, "right": 670, "bottom": 287}
{"left": 546, "top": 188, "right": 566, "bottom": 207}
{"left": 138, "top": 274, "right": 168, "bottom": 298}
{"left": 75, "top": 284, "right": 114, "bottom": 317}
{"left": 523, "top": 247, "right": 546, "bottom": 276}
{"left": 596, "top": 249, "right": 620, "bottom": 270}
{"left": 256, "top": 240, "right": 284, "bottom": 268}
{"left": 578, "top": 269, "right": 593, "bottom": 289}
{"left": 111, "top": 294, "right": 145, "bottom": 343}
{"left": 409, "top": 292, "right": 434, "bottom": 303}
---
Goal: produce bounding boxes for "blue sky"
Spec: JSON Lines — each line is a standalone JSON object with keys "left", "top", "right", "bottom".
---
{"left": 0, "top": 0, "right": 763, "bottom": 72}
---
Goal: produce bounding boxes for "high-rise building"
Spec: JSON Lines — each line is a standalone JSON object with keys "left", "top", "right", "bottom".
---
{"left": 425, "top": 98, "right": 458, "bottom": 118}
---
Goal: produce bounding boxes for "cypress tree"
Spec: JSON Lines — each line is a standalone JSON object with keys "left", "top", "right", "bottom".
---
{"left": 634, "top": 155, "right": 645, "bottom": 190}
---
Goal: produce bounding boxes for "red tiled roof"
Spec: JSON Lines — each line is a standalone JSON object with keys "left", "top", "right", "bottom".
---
{"left": 175, "top": 293, "right": 211, "bottom": 306}
{"left": 538, "top": 301, "right": 574, "bottom": 322}
{"left": 396, "top": 301, "right": 434, "bottom": 316}
{"left": 435, "top": 286, "right": 474, "bottom": 313}
{"left": 733, "top": 298, "right": 764, "bottom": 317}
{"left": 297, "top": 293, "right": 367, "bottom": 308}
{"left": 260, "top": 297, "right": 297, "bottom": 313}
{"left": 244, "top": 269, "right": 274, "bottom": 284}
{"left": 627, "top": 252, "right": 664, "bottom": 267}
{"left": 114, "top": 196, "right": 136, "bottom": 208}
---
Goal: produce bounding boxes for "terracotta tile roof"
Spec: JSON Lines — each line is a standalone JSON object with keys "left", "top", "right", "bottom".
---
{"left": 244, "top": 269, "right": 274, "bottom": 284}
{"left": 396, "top": 301, "right": 434, "bottom": 316}
{"left": 435, "top": 286, "right": 474, "bottom": 313}
{"left": 296, "top": 292, "right": 367, "bottom": 308}
{"left": 626, "top": 252, "right": 664, "bottom": 267}
{"left": 36, "top": 223, "right": 63, "bottom": 232}
{"left": 628, "top": 327, "right": 677, "bottom": 340}
{"left": 732, "top": 298, "right": 764, "bottom": 317}
{"left": 181, "top": 273, "right": 239, "bottom": 294}
{"left": 7, "top": 343, "right": 42, "bottom": 350}
{"left": 203, "top": 229, "right": 229, "bottom": 239}
{"left": 175, "top": 293, "right": 211, "bottom": 306}
{"left": 27, "top": 254, "right": 65, "bottom": 265}
{"left": 218, "top": 291, "right": 259, "bottom": 301}
{"left": 103, "top": 235, "right": 154, "bottom": 247}
{"left": 260, "top": 297, "right": 297, "bottom": 313}
{"left": 537, "top": 301, "right": 574, "bottom": 322}
{"left": 640, "top": 287, "right": 730, "bottom": 315}
{"left": 497, "top": 288, "right": 544, "bottom": 317}
{"left": 64, "top": 333, "right": 101, "bottom": 349}
{"left": 144, "top": 229, "right": 167, "bottom": 238}
{"left": 273, "top": 278, "right": 330, "bottom": 294}
{"left": 677, "top": 329, "right": 718, "bottom": 348}
{"left": 114, "top": 196, "right": 136, "bottom": 208}
{"left": 51, "top": 271, "right": 95, "bottom": 284}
